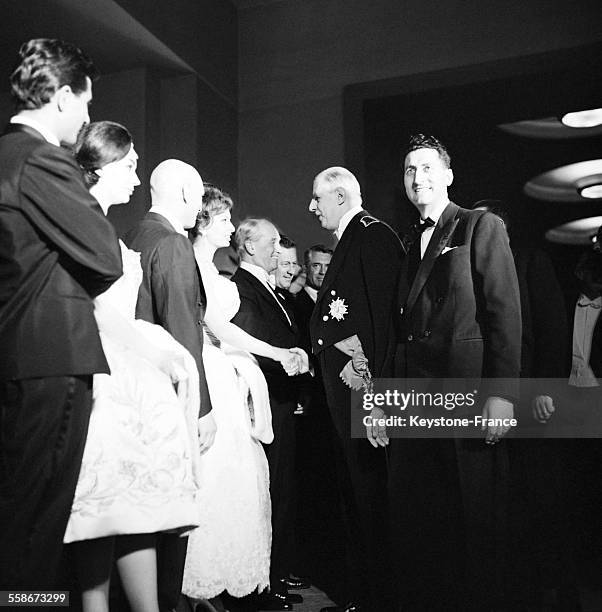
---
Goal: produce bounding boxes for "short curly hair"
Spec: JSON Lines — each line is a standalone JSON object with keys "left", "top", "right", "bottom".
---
{"left": 403, "top": 133, "right": 451, "bottom": 168}
{"left": 190, "top": 185, "right": 233, "bottom": 238}
{"left": 10, "top": 38, "right": 97, "bottom": 111}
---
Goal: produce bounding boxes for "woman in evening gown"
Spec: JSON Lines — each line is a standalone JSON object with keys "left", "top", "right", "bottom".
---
{"left": 182, "top": 187, "right": 299, "bottom": 611}
{"left": 63, "top": 121, "right": 201, "bottom": 612}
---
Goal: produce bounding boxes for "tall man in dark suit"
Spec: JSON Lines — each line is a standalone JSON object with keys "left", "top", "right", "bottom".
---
{"left": 0, "top": 39, "right": 122, "bottom": 590}
{"left": 308, "top": 167, "right": 403, "bottom": 612}
{"left": 390, "top": 134, "right": 521, "bottom": 611}
{"left": 231, "top": 218, "right": 308, "bottom": 611}
{"left": 126, "top": 159, "right": 215, "bottom": 612}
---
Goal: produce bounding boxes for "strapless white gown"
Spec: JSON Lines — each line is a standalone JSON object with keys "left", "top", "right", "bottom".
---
{"left": 182, "top": 261, "right": 273, "bottom": 599}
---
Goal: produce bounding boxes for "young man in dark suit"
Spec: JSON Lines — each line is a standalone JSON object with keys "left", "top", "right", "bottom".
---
{"left": 0, "top": 38, "right": 122, "bottom": 590}
{"left": 125, "top": 159, "right": 215, "bottom": 612}
{"left": 308, "top": 167, "right": 403, "bottom": 612}
{"left": 231, "top": 218, "right": 308, "bottom": 610}
{"left": 390, "top": 134, "right": 521, "bottom": 611}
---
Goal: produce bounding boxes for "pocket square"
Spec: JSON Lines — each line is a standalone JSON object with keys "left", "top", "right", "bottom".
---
{"left": 441, "top": 246, "right": 459, "bottom": 254}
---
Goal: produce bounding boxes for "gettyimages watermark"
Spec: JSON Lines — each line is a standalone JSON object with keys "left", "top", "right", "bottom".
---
{"left": 349, "top": 378, "right": 602, "bottom": 438}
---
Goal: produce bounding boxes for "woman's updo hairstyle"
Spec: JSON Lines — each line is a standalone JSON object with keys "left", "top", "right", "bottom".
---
{"left": 75, "top": 121, "right": 132, "bottom": 188}
{"left": 190, "top": 185, "right": 233, "bottom": 239}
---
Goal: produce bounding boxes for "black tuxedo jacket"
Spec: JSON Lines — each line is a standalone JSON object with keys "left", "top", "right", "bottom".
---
{"left": 0, "top": 124, "right": 122, "bottom": 380}
{"left": 125, "top": 212, "right": 212, "bottom": 417}
{"left": 231, "top": 266, "right": 298, "bottom": 402}
{"left": 395, "top": 202, "right": 521, "bottom": 398}
{"left": 310, "top": 210, "right": 403, "bottom": 379}
{"left": 293, "top": 288, "right": 315, "bottom": 360}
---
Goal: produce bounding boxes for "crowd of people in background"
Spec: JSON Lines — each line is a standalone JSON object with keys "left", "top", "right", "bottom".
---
{"left": 1, "top": 37, "right": 601, "bottom": 612}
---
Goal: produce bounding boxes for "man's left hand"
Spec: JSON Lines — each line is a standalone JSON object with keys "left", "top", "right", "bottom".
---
{"left": 366, "top": 406, "right": 389, "bottom": 448}
{"left": 481, "top": 396, "right": 514, "bottom": 444}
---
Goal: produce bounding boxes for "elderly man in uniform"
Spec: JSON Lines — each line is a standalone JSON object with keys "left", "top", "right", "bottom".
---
{"left": 308, "top": 167, "right": 403, "bottom": 612}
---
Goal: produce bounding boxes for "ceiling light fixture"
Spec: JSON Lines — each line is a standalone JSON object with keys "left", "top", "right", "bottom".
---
{"left": 561, "top": 107, "right": 602, "bottom": 128}
{"left": 577, "top": 174, "right": 602, "bottom": 199}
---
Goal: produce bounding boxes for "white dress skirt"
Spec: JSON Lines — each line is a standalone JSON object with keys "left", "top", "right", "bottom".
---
{"left": 182, "top": 261, "right": 273, "bottom": 599}
{"left": 64, "top": 241, "right": 201, "bottom": 543}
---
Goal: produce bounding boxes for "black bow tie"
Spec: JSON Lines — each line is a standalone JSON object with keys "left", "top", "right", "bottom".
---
{"left": 401, "top": 217, "right": 435, "bottom": 253}
{"left": 415, "top": 217, "right": 436, "bottom": 232}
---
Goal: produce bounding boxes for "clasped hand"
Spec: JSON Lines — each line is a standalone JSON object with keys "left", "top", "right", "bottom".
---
{"left": 276, "top": 347, "right": 309, "bottom": 376}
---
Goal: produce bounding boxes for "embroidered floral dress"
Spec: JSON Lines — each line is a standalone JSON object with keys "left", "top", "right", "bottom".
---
{"left": 64, "top": 241, "right": 200, "bottom": 543}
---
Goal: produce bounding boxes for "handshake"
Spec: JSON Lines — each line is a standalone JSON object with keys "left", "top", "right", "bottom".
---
{"left": 275, "top": 347, "right": 309, "bottom": 376}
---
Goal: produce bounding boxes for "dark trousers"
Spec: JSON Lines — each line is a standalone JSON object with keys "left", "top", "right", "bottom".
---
{"left": 0, "top": 375, "right": 92, "bottom": 590}
{"left": 319, "top": 348, "right": 392, "bottom": 609}
{"left": 388, "top": 437, "right": 510, "bottom": 611}
{"left": 263, "top": 395, "right": 297, "bottom": 593}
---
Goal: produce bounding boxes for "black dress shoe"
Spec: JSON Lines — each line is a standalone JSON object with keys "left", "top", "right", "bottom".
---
{"left": 280, "top": 576, "right": 310, "bottom": 589}
{"left": 257, "top": 592, "right": 293, "bottom": 610}
{"left": 320, "top": 603, "right": 361, "bottom": 612}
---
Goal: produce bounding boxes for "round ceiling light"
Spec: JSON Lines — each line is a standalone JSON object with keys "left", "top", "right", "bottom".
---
{"left": 561, "top": 107, "right": 602, "bottom": 128}
{"left": 546, "top": 216, "right": 602, "bottom": 245}
{"left": 578, "top": 183, "right": 602, "bottom": 199}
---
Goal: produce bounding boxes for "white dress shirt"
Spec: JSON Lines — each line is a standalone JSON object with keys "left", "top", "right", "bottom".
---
{"left": 569, "top": 294, "right": 601, "bottom": 387}
{"left": 420, "top": 201, "right": 450, "bottom": 258}
{"left": 335, "top": 205, "right": 364, "bottom": 240}
{"left": 10, "top": 115, "right": 60, "bottom": 146}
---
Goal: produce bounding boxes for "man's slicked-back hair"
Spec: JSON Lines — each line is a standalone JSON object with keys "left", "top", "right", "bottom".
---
{"left": 403, "top": 133, "right": 451, "bottom": 168}
{"left": 315, "top": 167, "right": 361, "bottom": 198}
{"left": 235, "top": 217, "right": 274, "bottom": 255}
{"left": 10, "top": 38, "right": 97, "bottom": 111}
{"left": 279, "top": 234, "right": 296, "bottom": 249}
{"left": 303, "top": 244, "right": 333, "bottom": 268}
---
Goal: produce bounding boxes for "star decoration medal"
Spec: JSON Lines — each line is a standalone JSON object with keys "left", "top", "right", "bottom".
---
{"left": 329, "top": 297, "right": 348, "bottom": 321}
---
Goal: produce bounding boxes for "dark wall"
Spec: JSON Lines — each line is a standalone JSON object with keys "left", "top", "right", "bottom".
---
{"left": 237, "top": 0, "right": 602, "bottom": 254}
{"left": 115, "top": 0, "right": 238, "bottom": 106}
{"left": 349, "top": 43, "right": 602, "bottom": 285}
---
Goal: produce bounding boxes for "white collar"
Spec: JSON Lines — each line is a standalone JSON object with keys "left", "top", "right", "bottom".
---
{"left": 577, "top": 294, "right": 602, "bottom": 308}
{"left": 240, "top": 260, "right": 271, "bottom": 286}
{"left": 335, "top": 205, "right": 364, "bottom": 240}
{"left": 304, "top": 285, "right": 318, "bottom": 302}
{"left": 421, "top": 201, "right": 450, "bottom": 226}
{"left": 148, "top": 205, "right": 187, "bottom": 237}
{"left": 10, "top": 115, "right": 60, "bottom": 147}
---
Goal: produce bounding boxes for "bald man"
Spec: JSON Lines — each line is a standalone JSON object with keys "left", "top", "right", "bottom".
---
{"left": 126, "top": 159, "right": 215, "bottom": 612}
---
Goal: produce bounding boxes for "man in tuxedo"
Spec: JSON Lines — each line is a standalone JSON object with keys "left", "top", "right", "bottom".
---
{"left": 0, "top": 39, "right": 122, "bottom": 589}
{"left": 231, "top": 219, "right": 308, "bottom": 610}
{"left": 390, "top": 134, "right": 521, "bottom": 610}
{"left": 295, "top": 245, "right": 333, "bottom": 360}
{"left": 291, "top": 245, "right": 345, "bottom": 592}
{"left": 125, "top": 159, "right": 215, "bottom": 612}
{"left": 274, "top": 234, "right": 299, "bottom": 296}
{"left": 308, "top": 167, "right": 403, "bottom": 612}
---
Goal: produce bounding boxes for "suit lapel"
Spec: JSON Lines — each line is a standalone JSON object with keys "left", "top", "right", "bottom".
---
{"left": 238, "top": 267, "right": 295, "bottom": 330}
{"left": 404, "top": 203, "right": 460, "bottom": 315}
